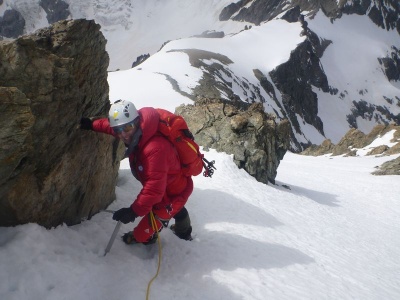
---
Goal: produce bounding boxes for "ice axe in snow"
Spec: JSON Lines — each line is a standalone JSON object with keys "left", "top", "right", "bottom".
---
{"left": 103, "top": 209, "right": 121, "bottom": 256}
{"left": 104, "top": 220, "right": 122, "bottom": 256}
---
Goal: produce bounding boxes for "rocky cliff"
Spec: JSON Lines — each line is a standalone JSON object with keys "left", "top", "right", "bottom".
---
{"left": 221, "top": 0, "right": 400, "bottom": 34}
{"left": 219, "top": 0, "right": 400, "bottom": 150}
{"left": 301, "top": 124, "right": 400, "bottom": 157}
{"left": 0, "top": 19, "right": 122, "bottom": 228}
{"left": 301, "top": 124, "right": 400, "bottom": 175}
{"left": 176, "top": 98, "right": 291, "bottom": 184}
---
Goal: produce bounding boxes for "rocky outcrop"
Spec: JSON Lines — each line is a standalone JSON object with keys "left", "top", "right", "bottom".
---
{"left": 131, "top": 53, "right": 150, "bottom": 68}
{"left": 372, "top": 156, "right": 400, "bottom": 175}
{"left": 219, "top": 0, "right": 252, "bottom": 21}
{"left": 270, "top": 20, "right": 331, "bottom": 150}
{"left": 0, "top": 9, "right": 25, "bottom": 38}
{"left": 225, "top": 0, "right": 289, "bottom": 25}
{"left": 300, "top": 139, "right": 335, "bottom": 156}
{"left": 342, "top": 0, "right": 400, "bottom": 35}
{"left": 176, "top": 98, "right": 291, "bottom": 184}
{"left": 0, "top": 19, "right": 123, "bottom": 228}
{"left": 219, "top": 0, "right": 400, "bottom": 34}
{"left": 301, "top": 124, "right": 400, "bottom": 157}
{"left": 378, "top": 46, "right": 400, "bottom": 82}
{"left": 39, "top": 0, "right": 70, "bottom": 24}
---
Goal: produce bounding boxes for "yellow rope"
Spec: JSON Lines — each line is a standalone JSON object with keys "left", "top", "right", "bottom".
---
{"left": 146, "top": 211, "right": 162, "bottom": 300}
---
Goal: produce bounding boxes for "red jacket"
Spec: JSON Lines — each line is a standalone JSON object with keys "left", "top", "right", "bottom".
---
{"left": 92, "top": 107, "right": 192, "bottom": 217}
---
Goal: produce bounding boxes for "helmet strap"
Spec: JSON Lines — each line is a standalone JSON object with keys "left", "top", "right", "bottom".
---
{"left": 124, "top": 128, "right": 142, "bottom": 157}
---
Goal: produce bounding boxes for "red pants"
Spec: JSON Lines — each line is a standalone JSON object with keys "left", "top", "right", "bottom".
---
{"left": 133, "top": 177, "right": 193, "bottom": 243}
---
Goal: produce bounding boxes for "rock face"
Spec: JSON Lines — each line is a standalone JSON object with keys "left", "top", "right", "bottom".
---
{"left": 0, "top": 9, "right": 25, "bottom": 38}
{"left": 378, "top": 46, "right": 400, "bottom": 82}
{"left": 216, "top": 0, "right": 400, "bottom": 150}
{"left": 301, "top": 124, "right": 400, "bottom": 175}
{"left": 0, "top": 19, "right": 122, "bottom": 228}
{"left": 270, "top": 17, "right": 331, "bottom": 149}
{"left": 39, "top": 0, "right": 70, "bottom": 24}
{"left": 176, "top": 98, "right": 291, "bottom": 184}
{"left": 220, "top": 0, "right": 400, "bottom": 35}
{"left": 301, "top": 124, "right": 400, "bottom": 157}
{"left": 372, "top": 156, "right": 400, "bottom": 175}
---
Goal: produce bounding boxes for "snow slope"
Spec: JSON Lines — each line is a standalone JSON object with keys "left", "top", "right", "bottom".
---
{"left": 1, "top": 150, "right": 399, "bottom": 300}
{"left": 1, "top": 4, "right": 400, "bottom": 298}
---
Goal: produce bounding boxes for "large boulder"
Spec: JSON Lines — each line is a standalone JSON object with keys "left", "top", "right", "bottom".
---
{"left": 176, "top": 98, "right": 290, "bottom": 184}
{"left": 0, "top": 19, "right": 123, "bottom": 228}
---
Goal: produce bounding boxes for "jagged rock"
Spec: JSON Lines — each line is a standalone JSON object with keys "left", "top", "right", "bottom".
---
{"left": 344, "top": 150, "right": 358, "bottom": 157}
{"left": 332, "top": 128, "right": 367, "bottom": 155}
{"left": 219, "top": 0, "right": 251, "bottom": 21}
{"left": 229, "top": 0, "right": 289, "bottom": 25}
{"left": 367, "top": 145, "right": 389, "bottom": 156}
{"left": 176, "top": 98, "right": 290, "bottom": 184}
{"left": 301, "top": 124, "right": 400, "bottom": 157}
{"left": 0, "top": 19, "right": 123, "bottom": 228}
{"left": 39, "top": 0, "right": 70, "bottom": 24}
{"left": 301, "top": 139, "right": 334, "bottom": 156}
{"left": 0, "top": 9, "right": 25, "bottom": 38}
{"left": 220, "top": 0, "right": 400, "bottom": 35}
{"left": 378, "top": 46, "right": 400, "bottom": 82}
{"left": 132, "top": 53, "right": 150, "bottom": 68}
{"left": 385, "top": 142, "right": 400, "bottom": 155}
{"left": 281, "top": 6, "right": 301, "bottom": 23}
{"left": 270, "top": 27, "right": 329, "bottom": 145}
{"left": 343, "top": 0, "right": 400, "bottom": 35}
{"left": 372, "top": 156, "right": 400, "bottom": 175}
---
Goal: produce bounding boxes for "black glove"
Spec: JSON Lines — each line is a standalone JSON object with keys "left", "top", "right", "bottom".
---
{"left": 80, "top": 117, "right": 93, "bottom": 130}
{"left": 113, "top": 207, "right": 137, "bottom": 224}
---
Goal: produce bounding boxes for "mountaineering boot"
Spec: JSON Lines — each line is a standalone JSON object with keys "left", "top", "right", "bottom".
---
{"left": 122, "top": 231, "right": 158, "bottom": 245}
{"left": 170, "top": 224, "right": 193, "bottom": 241}
{"left": 122, "top": 231, "right": 137, "bottom": 244}
{"left": 171, "top": 207, "right": 193, "bottom": 241}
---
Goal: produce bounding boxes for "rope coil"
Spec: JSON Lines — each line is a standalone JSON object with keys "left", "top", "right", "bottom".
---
{"left": 146, "top": 212, "right": 162, "bottom": 300}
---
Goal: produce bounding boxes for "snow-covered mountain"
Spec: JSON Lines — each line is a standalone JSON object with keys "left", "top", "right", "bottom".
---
{"left": 1, "top": 3, "right": 400, "bottom": 299}
{"left": 1, "top": 0, "right": 399, "bottom": 150}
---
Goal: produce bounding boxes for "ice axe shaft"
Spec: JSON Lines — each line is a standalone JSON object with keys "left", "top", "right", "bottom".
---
{"left": 104, "top": 221, "right": 122, "bottom": 256}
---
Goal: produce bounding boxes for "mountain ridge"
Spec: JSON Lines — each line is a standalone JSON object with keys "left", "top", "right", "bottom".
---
{"left": 1, "top": 0, "right": 399, "bottom": 151}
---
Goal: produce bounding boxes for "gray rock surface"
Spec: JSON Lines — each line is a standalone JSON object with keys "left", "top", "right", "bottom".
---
{"left": 372, "top": 156, "right": 400, "bottom": 175}
{"left": 0, "top": 19, "right": 123, "bottom": 228}
{"left": 302, "top": 124, "right": 400, "bottom": 157}
{"left": 301, "top": 124, "right": 400, "bottom": 175}
{"left": 176, "top": 98, "right": 290, "bottom": 184}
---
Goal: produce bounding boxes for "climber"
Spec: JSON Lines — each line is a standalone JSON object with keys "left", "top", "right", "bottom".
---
{"left": 80, "top": 100, "right": 193, "bottom": 244}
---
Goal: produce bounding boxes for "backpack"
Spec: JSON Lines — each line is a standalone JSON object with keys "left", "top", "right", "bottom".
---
{"left": 156, "top": 108, "right": 215, "bottom": 177}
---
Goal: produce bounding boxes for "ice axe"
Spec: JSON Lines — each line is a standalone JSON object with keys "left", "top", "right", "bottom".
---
{"left": 104, "top": 220, "right": 122, "bottom": 256}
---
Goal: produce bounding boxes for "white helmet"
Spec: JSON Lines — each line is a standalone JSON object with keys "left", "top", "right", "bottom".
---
{"left": 108, "top": 100, "right": 139, "bottom": 127}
